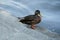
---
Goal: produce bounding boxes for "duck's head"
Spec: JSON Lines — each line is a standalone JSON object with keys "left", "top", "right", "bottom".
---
{"left": 35, "top": 10, "right": 41, "bottom": 16}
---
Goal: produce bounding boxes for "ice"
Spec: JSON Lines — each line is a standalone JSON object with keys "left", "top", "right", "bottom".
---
{"left": 0, "top": 10, "right": 60, "bottom": 40}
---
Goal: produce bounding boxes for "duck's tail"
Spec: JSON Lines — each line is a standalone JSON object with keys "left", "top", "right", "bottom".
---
{"left": 19, "top": 19, "right": 26, "bottom": 24}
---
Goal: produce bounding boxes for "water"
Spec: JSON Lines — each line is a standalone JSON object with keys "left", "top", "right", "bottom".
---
{"left": 0, "top": 0, "right": 60, "bottom": 34}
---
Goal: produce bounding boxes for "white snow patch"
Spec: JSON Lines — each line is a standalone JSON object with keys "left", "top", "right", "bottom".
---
{"left": 0, "top": 10, "right": 11, "bottom": 16}
{"left": 0, "top": 10, "right": 60, "bottom": 40}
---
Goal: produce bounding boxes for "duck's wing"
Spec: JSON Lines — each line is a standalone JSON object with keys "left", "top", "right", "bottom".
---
{"left": 24, "top": 15, "right": 35, "bottom": 21}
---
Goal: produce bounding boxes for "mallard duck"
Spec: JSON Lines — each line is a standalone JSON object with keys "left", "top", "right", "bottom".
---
{"left": 19, "top": 10, "right": 41, "bottom": 29}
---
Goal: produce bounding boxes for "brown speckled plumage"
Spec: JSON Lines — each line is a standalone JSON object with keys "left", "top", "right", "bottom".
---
{"left": 19, "top": 10, "right": 41, "bottom": 29}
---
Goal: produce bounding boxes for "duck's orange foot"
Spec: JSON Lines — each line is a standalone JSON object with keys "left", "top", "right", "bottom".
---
{"left": 31, "top": 25, "right": 36, "bottom": 29}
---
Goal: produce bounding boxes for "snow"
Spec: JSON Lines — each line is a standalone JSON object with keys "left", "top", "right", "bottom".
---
{"left": 0, "top": 10, "right": 60, "bottom": 40}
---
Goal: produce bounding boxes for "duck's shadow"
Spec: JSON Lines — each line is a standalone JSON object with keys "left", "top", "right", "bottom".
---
{"left": 25, "top": 25, "right": 60, "bottom": 38}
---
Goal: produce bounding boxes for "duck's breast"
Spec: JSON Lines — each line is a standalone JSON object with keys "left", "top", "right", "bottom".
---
{"left": 33, "top": 16, "right": 41, "bottom": 24}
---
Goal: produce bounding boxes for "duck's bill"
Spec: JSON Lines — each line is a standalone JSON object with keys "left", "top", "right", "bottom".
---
{"left": 38, "top": 14, "right": 41, "bottom": 16}
{"left": 38, "top": 14, "right": 43, "bottom": 17}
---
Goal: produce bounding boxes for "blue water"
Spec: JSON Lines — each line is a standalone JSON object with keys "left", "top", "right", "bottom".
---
{"left": 0, "top": 0, "right": 60, "bottom": 34}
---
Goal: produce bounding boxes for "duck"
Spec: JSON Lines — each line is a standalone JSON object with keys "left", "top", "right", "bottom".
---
{"left": 19, "top": 10, "right": 41, "bottom": 29}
